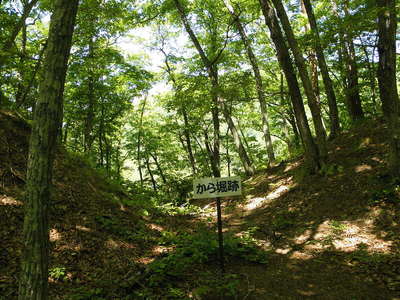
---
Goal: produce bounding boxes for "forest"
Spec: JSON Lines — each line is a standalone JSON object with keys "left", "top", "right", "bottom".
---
{"left": 0, "top": 0, "right": 399, "bottom": 299}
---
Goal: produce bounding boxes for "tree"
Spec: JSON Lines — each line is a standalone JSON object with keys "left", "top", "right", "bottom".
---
{"left": 223, "top": 0, "right": 276, "bottom": 166}
{"left": 301, "top": 0, "right": 341, "bottom": 138}
{"left": 17, "top": 0, "right": 79, "bottom": 299}
{"left": 377, "top": 0, "right": 400, "bottom": 176}
{"left": 259, "top": 0, "right": 321, "bottom": 172}
{"left": 333, "top": 0, "right": 364, "bottom": 122}
{"left": 173, "top": 0, "right": 255, "bottom": 176}
{"left": 271, "top": 0, "right": 328, "bottom": 161}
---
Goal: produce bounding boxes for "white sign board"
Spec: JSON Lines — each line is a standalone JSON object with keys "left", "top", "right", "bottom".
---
{"left": 193, "top": 176, "right": 242, "bottom": 199}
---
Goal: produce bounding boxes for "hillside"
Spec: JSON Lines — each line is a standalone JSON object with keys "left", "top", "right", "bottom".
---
{"left": 1, "top": 110, "right": 400, "bottom": 299}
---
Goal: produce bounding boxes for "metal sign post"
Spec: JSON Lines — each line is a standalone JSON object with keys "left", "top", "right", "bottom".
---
{"left": 193, "top": 176, "right": 242, "bottom": 274}
{"left": 215, "top": 196, "right": 225, "bottom": 273}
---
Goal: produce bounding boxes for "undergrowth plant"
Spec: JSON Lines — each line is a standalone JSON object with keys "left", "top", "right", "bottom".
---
{"left": 130, "top": 225, "right": 268, "bottom": 299}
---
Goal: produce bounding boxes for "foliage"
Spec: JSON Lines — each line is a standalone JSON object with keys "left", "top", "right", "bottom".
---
{"left": 131, "top": 224, "right": 268, "bottom": 298}
{"left": 49, "top": 266, "right": 67, "bottom": 282}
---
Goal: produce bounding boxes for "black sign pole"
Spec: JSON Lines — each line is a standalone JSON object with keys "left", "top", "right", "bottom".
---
{"left": 215, "top": 197, "right": 225, "bottom": 274}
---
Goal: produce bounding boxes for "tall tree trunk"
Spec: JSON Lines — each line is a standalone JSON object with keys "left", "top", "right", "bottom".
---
{"left": 361, "top": 42, "right": 378, "bottom": 112}
{"left": 224, "top": 0, "right": 275, "bottom": 166}
{"left": 259, "top": 0, "right": 320, "bottom": 172}
{"left": 272, "top": 0, "right": 328, "bottom": 161}
{"left": 98, "top": 111, "right": 104, "bottom": 167}
{"left": 301, "top": 0, "right": 341, "bottom": 137}
{"left": 137, "top": 97, "right": 146, "bottom": 187}
{"left": 182, "top": 108, "right": 197, "bottom": 174}
{"left": 150, "top": 152, "right": 167, "bottom": 184}
{"left": 18, "top": 1, "right": 79, "bottom": 299}
{"left": 377, "top": 0, "right": 400, "bottom": 176}
{"left": 198, "top": 131, "right": 213, "bottom": 176}
{"left": 84, "top": 38, "right": 96, "bottom": 153}
{"left": 174, "top": 0, "right": 221, "bottom": 177}
{"left": 221, "top": 101, "right": 255, "bottom": 176}
{"left": 225, "top": 127, "right": 231, "bottom": 176}
{"left": 280, "top": 73, "right": 300, "bottom": 152}
{"left": 335, "top": 0, "right": 364, "bottom": 122}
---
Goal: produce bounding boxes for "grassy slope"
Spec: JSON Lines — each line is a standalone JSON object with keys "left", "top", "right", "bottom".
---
{"left": 1, "top": 110, "right": 399, "bottom": 299}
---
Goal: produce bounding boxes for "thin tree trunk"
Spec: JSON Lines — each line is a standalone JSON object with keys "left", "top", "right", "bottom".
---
{"left": 182, "top": 108, "right": 197, "bottom": 174}
{"left": 98, "top": 114, "right": 104, "bottom": 167}
{"left": 301, "top": 0, "right": 341, "bottom": 137}
{"left": 259, "top": 0, "right": 320, "bottom": 172}
{"left": 137, "top": 97, "right": 147, "bottom": 187}
{"left": 280, "top": 73, "right": 300, "bottom": 152}
{"left": 18, "top": 40, "right": 48, "bottom": 109}
{"left": 145, "top": 156, "right": 157, "bottom": 192}
{"left": 174, "top": 0, "right": 221, "bottom": 177}
{"left": 224, "top": 0, "right": 275, "bottom": 165}
{"left": 361, "top": 41, "right": 378, "bottom": 112}
{"left": 0, "top": 0, "right": 39, "bottom": 66}
{"left": 84, "top": 38, "right": 96, "bottom": 152}
{"left": 221, "top": 101, "right": 255, "bottom": 176}
{"left": 18, "top": 1, "right": 79, "bottom": 299}
{"left": 336, "top": 0, "right": 364, "bottom": 122}
{"left": 377, "top": 0, "right": 400, "bottom": 176}
{"left": 225, "top": 127, "right": 231, "bottom": 176}
{"left": 15, "top": 19, "right": 28, "bottom": 107}
{"left": 150, "top": 152, "right": 167, "bottom": 184}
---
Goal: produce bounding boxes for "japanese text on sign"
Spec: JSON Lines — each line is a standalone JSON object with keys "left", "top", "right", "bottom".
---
{"left": 193, "top": 176, "right": 242, "bottom": 199}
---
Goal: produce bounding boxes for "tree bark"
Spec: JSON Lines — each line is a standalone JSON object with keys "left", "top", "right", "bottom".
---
{"left": 272, "top": 0, "right": 328, "bottom": 161}
{"left": 301, "top": 0, "right": 341, "bottom": 137}
{"left": 224, "top": 0, "right": 275, "bottom": 166}
{"left": 377, "top": 0, "right": 400, "bottom": 176}
{"left": 259, "top": 0, "right": 320, "bottom": 172}
{"left": 18, "top": 1, "right": 79, "bottom": 299}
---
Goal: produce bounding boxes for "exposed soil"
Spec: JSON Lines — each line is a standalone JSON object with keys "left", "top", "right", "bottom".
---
{"left": 1, "top": 110, "right": 399, "bottom": 299}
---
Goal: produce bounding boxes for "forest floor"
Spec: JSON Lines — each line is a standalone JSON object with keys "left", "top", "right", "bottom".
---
{"left": 1, "top": 110, "right": 400, "bottom": 299}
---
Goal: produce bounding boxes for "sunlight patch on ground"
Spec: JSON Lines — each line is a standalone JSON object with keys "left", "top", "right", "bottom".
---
{"left": 297, "top": 289, "right": 317, "bottom": 296}
{"left": 244, "top": 185, "right": 290, "bottom": 211}
{"left": 303, "top": 219, "right": 392, "bottom": 253}
{"left": 136, "top": 257, "right": 155, "bottom": 265}
{"left": 152, "top": 245, "right": 173, "bottom": 255}
{"left": 355, "top": 164, "right": 372, "bottom": 173}
{"left": 147, "top": 223, "right": 164, "bottom": 232}
{"left": 289, "top": 251, "right": 313, "bottom": 260}
{"left": 0, "top": 195, "right": 23, "bottom": 206}
{"left": 371, "top": 156, "right": 384, "bottom": 163}
{"left": 75, "top": 225, "right": 92, "bottom": 232}
{"left": 360, "top": 137, "right": 372, "bottom": 147}
{"left": 105, "top": 238, "right": 137, "bottom": 250}
{"left": 50, "top": 228, "right": 62, "bottom": 242}
{"left": 284, "top": 161, "right": 300, "bottom": 172}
